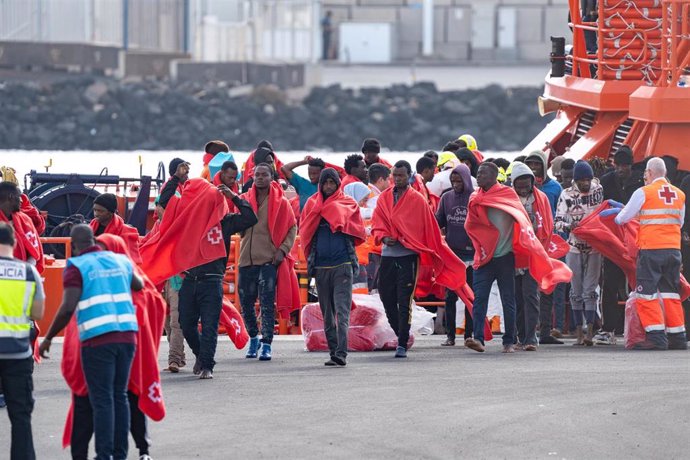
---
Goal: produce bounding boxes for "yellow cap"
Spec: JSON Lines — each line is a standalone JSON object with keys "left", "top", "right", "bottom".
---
{"left": 458, "top": 134, "right": 478, "bottom": 151}
{"left": 437, "top": 151, "right": 457, "bottom": 168}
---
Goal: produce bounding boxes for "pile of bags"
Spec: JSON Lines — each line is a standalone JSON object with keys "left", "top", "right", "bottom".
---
{"left": 301, "top": 294, "right": 435, "bottom": 352}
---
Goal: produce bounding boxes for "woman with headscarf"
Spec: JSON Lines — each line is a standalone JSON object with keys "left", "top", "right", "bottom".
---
{"left": 435, "top": 164, "right": 475, "bottom": 346}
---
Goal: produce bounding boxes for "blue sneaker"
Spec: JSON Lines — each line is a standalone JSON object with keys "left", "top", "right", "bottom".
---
{"left": 395, "top": 346, "right": 407, "bottom": 358}
{"left": 0, "top": 393, "right": 5, "bottom": 408}
{"left": 245, "top": 337, "right": 261, "bottom": 358}
{"left": 259, "top": 343, "right": 272, "bottom": 361}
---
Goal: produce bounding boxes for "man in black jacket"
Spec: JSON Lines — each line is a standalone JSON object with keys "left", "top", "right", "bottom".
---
{"left": 178, "top": 185, "right": 258, "bottom": 379}
{"left": 597, "top": 145, "right": 643, "bottom": 343}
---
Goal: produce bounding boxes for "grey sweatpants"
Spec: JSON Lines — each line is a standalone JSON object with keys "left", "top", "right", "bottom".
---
{"left": 567, "top": 251, "right": 602, "bottom": 314}
{"left": 315, "top": 264, "right": 354, "bottom": 360}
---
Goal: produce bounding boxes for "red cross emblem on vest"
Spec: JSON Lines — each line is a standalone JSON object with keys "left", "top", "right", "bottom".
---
{"left": 658, "top": 185, "right": 678, "bottom": 205}
{"left": 207, "top": 226, "right": 223, "bottom": 245}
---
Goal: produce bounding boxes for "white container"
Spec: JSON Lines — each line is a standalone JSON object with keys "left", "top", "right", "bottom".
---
{"left": 338, "top": 22, "right": 396, "bottom": 64}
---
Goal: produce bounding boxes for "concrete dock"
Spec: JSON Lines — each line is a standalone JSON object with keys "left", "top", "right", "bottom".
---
{"left": 3, "top": 336, "right": 688, "bottom": 459}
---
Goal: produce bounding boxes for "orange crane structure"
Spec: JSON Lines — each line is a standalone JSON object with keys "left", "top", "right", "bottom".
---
{"left": 523, "top": 0, "right": 690, "bottom": 169}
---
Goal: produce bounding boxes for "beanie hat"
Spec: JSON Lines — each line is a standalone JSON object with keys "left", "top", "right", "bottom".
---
{"left": 613, "top": 146, "right": 633, "bottom": 165}
{"left": 169, "top": 157, "right": 187, "bottom": 176}
{"left": 573, "top": 160, "right": 594, "bottom": 181}
{"left": 94, "top": 193, "right": 118, "bottom": 213}
{"left": 319, "top": 167, "right": 341, "bottom": 189}
{"left": 361, "top": 138, "right": 381, "bottom": 154}
{"left": 257, "top": 139, "right": 273, "bottom": 151}
{"left": 254, "top": 147, "right": 275, "bottom": 166}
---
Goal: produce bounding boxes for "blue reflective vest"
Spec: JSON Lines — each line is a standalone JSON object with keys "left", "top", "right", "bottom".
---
{"left": 67, "top": 251, "right": 138, "bottom": 342}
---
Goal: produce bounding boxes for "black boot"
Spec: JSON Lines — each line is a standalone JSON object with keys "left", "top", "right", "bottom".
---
{"left": 668, "top": 332, "right": 688, "bottom": 350}
{"left": 633, "top": 330, "right": 668, "bottom": 350}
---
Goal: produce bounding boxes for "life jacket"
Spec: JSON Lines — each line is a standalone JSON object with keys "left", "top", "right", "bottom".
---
{"left": 0, "top": 257, "right": 37, "bottom": 359}
{"left": 638, "top": 179, "right": 685, "bottom": 250}
{"left": 67, "top": 251, "right": 138, "bottom": 341}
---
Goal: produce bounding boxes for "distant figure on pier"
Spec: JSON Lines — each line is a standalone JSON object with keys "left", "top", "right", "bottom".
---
{"left": 321, "top": 10, "right": 334, "bottom": 60}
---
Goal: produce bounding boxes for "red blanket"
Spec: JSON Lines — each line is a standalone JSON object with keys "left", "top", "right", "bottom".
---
{"left": 371, "top": 186, "right": 475, "bottom": 311}
{"left": 219, "top": 298, "right": 249, "bottom": 349}
{"left": 572, "top": 202, "right": 690, "bottom": 299}
{"left": 242, "top": 182, "right": 300, "bottom": 317}
{"left": 62, "top": 234, "right": 167, "bottom": 448}
{"left": 140, "top": 178, "right": 229, "bottom": 286}
{"left": 89, "top": 214, "right": 142, "bottom": 265}
{"left": 20, "top": 194, "right": 45, "bottom": 236}
{"left": 299, "top": 186, "right": 366, "bottom": 261}
{"left": 514, "top": 187, "right": 568, "bottom": 266}
{"left": 411, "top": 175, "right": 440, "bottom": 211}
{"left": 465, "top": 184, "right": 571, "bottom": 294}
{"left": 0, "top": 210, "right": 44, "bottom": 273}
{"left": 340, "top": 175, "right": 363, "bottom": 188}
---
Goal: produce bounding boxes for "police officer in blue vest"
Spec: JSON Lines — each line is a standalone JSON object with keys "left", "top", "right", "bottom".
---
{"left": 0, "top": 222, "right": 45, "bottom": 460}
{"left": 40, "top": 224, "right": 144, "bottom": 460}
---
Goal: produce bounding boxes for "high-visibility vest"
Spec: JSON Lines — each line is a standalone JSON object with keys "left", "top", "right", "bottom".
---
{"left": 67, "top": 251, "right": 138, "bottom": 342}
{"left": 638, "top": 179, "right": 685, "bottom": 250}
{"left": 0, "top": 257, "right": 37, "bottom": 359}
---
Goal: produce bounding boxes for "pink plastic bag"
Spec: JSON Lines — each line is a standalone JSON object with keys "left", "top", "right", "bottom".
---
{"left": 624, "top": 293, "right": 646, "bottom": 349}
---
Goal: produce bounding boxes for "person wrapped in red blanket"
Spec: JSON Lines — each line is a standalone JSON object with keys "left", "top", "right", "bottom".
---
{"left": 239, "top": 164, "right": 299, "bottom": 360}
{"left": 57, "top": 233, "right": 166, "bottom": 459}
{"left": 241, "top": 142, "right": 285, "bottom": 192}
{"left": 212, "top": 160, "right": 241, "bottom": 213}
{"left": 89, "top": 193, "right": 142, "bottom": 264}
{"left": 510, "top": 162, "right": 564, "bottom": 350}
{"left": 341, "top": 154, "right": 370, "bottom": 188}
{"left": 0, "top": 182, "right": 44, "bottom": 273}
{"left": 371, "top": 160, "right": 476, "bottom": 358}
{"left": 300, "top": 168, "right": 366, "bottom": 365}
{"left": 464, "top": 162, "right": 572, "bottom": 353}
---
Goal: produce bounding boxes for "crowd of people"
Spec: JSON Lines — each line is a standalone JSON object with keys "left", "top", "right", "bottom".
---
{"left": 1, "top": 135, "right": 689, "bottom": 459}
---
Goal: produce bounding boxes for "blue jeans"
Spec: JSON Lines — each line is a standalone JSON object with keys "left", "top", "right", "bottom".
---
{"left": 81, "top": 342, "right": 135, "bottom": 460}
{"left": 179, "top": 277, "right": 224, "bottom": 371}
{"left": 239, "top": 264, "right": 277, "bottom": 344}
{"left": 472, "top": 253, "right": 517, "bottom": 346}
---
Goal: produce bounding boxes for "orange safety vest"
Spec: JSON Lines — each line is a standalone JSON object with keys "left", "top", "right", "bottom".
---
{"left": 637, "top": 179, "right": 685, "bottom": 250}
